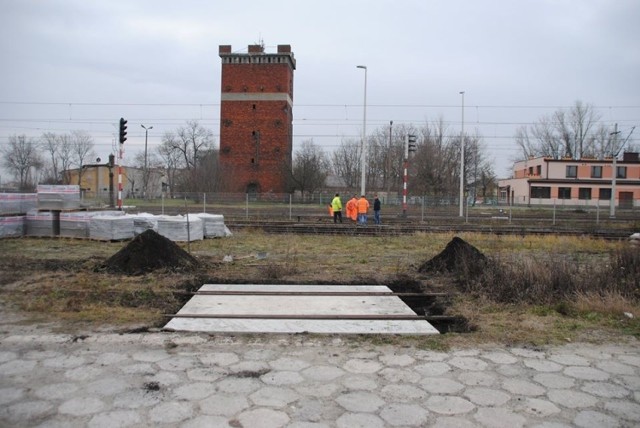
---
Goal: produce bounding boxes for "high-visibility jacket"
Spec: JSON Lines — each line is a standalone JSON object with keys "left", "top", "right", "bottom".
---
{"left": 357, "top": 197, "right": 369, "bottom": 214}
{"left": 331, "top": 196, "right": 342, "bottom": 212}
{"left": 346, "top": 198, "right": 358, "bottom": 220}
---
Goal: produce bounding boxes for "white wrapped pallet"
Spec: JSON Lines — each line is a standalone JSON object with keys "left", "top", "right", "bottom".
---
{"left": 37, "top": 185, "right": 80, "bottom": 211}
{"left": 132, "top": 213, "right": 158, "bottom": 235}
{"left": 60, "top": 210, "right": 124, "bottom": 238}
{"left": 0, "top": 216, "right": 25, "bottom": 238}
{"left": 25, "top": 210, "right": 56, "bottom": 237}
{"left": 0, "top": 193, "right": 37, "bottom": 215}
{"left": 60, "top": 211, "right": 92, "bottom": 238}
{"left": 192, "top": 213, "right": 232, "bottom": 237}
{"left": 156, "top": 214, "right": 204, "bottom": 242}
{"left": 89, "top": 215, "right": 134, "bottom": 241}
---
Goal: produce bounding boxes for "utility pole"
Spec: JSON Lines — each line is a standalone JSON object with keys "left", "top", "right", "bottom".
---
{"left": 141, "top": 124, "right": 153, "bottom": 200}
{"left": 459, "top": 91, "right": 465, "bottom": 217}
{"left": 609, "top": 124, "right": 636, "bottom": 218}
{"left": 609, "top": 123, "right": 619, "bottom": 218}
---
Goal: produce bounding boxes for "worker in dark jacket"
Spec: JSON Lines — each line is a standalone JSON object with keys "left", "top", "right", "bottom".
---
{"left": 373, "top": 194, "right": 381, "bottom": 225}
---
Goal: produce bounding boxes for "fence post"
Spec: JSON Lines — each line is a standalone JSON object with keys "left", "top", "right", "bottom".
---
{"left": 203, "top": 193, "right": 206, "bottom": 213}
{"left": 289, "top": 194, "right": 292, "bottom": 220}
{"left": 245, "top": 193, "right": 249, "bottom": 220}
{"left": 465, "top": 196, "right": 469, "bottom": 224}
{"left": 161, "top": 193, "right": 165, "bottom": 215}
{"left": 553, "top": 200, "right": 556, "bottom": 226}
{"left": 596, "top": 202, "right": 600, "bottom": 225}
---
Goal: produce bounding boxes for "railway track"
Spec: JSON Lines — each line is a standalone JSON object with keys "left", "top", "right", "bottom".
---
{"left": 226, "top": 220, "right": 634, "bottom": 240}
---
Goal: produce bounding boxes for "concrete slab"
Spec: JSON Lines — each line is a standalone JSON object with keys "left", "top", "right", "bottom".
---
{"left": 164, "top": 284, "right": 439, "bottom": 335}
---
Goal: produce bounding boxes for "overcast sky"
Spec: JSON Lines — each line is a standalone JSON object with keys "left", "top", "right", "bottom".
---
{"left": 1, "top": 0, "right": 638, "bottom": 181}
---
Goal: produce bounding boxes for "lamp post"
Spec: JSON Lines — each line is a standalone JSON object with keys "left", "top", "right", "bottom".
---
{"left": 141, "top": 124, "right": 153, "bottom": 199}
{"left": 459, "top": 91, "right": 465, "bottom": 218}
{"left": 357, "top": 65, "right": 367, "bottom": 196}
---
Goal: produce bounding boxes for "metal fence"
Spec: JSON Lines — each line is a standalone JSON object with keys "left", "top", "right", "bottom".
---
{"left": 75, "top": 190, "right": 639, "bottom": 229}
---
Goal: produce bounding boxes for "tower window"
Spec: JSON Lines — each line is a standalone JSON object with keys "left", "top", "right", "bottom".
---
{"left": 252, "top": 104, "right": 256, "bottom": 110}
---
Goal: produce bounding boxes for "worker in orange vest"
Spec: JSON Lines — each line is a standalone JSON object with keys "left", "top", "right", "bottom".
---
{"left": 357, "top": 195, "right": 369, "bottom": 225}
{"left": 345, "top": 194, "right": 358, "bottom": 222}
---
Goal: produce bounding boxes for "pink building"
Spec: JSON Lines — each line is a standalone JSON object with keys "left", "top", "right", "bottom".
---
{"left": 498, "top": 153, "right": 640, "bottom": 208}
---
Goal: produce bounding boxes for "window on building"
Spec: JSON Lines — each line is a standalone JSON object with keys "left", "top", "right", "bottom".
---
{"left": 528, "top": 166, "right": 533, "bottom": 176}
{"left": 558, "top": 187, "right": 572, "bottom": 199}
{"left": 566, "top": 165, "right": 577, "bottom": 178}
{"left": 591, "top": 166, "right": 602, "bottom": 178}
{"left": 536, "top": 165, "right": 542, "bottom": 175}
{"left": 578, "top": 188, "right": 592, "bottom": 200}
{"left": 599, "top": 188, "right": 611, "bottom": 200}
{"left": 530, "top": 186, "right": 551, "bottom": 198}
{"left": 616, "top": 166, "right": 627, "bottom": 178}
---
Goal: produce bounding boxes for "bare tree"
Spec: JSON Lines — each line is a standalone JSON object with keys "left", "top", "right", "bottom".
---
{"left": 157, "top": 133, "right": 185, "bottom": 197}
{"left": 57, "top": 133, "right": 75, "bottom": 184}
{"left": 168, "top": 121, "right": 216, "bottom": 191}
{"left": 411, "top": 119, "right": 459, "bottom": 198}
{"left": 331, "top": 138, "right": 361, "bottom": 189}
{"left": 291, "top": 139, "right": 330, "bottom": 198}
{"left": 515, "top": 101, "right": 604, "bottom": 161}
{"left": 1, "top": 134, "right": 43, "bottom": 191}
{"left": 71, "top": 130, "right": 95, "bottom": 186}
{"left": 40, "top": 132, "right": 61, "bottom": 184}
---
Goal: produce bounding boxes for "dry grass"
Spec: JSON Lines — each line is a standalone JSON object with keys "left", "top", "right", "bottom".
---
{"left": 0, "top": 231, "right": 638, "bottom": 346}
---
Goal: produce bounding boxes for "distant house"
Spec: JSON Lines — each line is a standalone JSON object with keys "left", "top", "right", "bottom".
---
{"left": 65, "top": 162, "right": 165, "bottom": 203}
{"left": 498, "top": 153, "right": 640, "bottom": 208}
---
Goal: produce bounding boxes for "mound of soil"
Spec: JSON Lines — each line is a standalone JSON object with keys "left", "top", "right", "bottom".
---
{"left": 418, "top": 236, "right": 487, "bottom": 274}
{"left": 103, "top": 229, "right": 199, "bottom": 275}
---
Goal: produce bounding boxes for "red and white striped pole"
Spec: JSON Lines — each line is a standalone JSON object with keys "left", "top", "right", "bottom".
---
{"left": 117, "top": 143, "right": 123, "bottom": 210}
{"left": 402, "top": 134, "right": 409, "bottom": 216}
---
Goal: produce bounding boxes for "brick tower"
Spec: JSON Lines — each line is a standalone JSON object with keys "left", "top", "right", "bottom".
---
{"left": 218, "top": 44, "right": 295, "bottom": 194}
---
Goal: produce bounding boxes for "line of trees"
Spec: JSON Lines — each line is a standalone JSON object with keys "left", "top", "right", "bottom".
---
{"left": 292, "top": 118, "right": 496, "bottom": 202}
{"left": 1, "top": 131, "right": 96, "bottom": 191}
{"left": 514, "top": 101, "right": 636, "bottom": 161}
{"left": 3, "top": 101, "right": 630, "bottom": 196}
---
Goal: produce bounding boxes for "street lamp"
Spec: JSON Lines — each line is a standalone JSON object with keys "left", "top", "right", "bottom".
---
{"left": 459, "top": 91, "right": 465, "bottom": 218}
{"left": 141, "top": 124, "right": 153, "bottom": 199}
{"left": 357, "top": 65, "right": 367, "bottom": 196}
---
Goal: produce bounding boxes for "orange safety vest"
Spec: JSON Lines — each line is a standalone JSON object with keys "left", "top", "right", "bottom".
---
{"left": 357, "top": 197, "right": 369, "bottom": 214}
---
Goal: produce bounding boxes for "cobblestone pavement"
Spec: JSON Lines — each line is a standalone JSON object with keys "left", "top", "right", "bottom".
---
{"left": 1, "top": 326, "right": 639, "bottom": 427}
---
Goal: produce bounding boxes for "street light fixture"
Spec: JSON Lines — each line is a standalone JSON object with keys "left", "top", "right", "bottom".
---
{"left": 141, "top": 124, "right": 153, "bottom": 199}
{"left": 459, "top": 91, "right": 465, "bottom": 218}
{"left": 357, "top": 65, "right": 367, "bottom": 196}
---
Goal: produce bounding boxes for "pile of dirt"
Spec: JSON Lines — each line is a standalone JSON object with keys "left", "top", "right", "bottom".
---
{"left": 102, "top": 229, "right": 199, "bottom": 275}
{"left": 418, "top": 236, "right": 487, "bottom": 275}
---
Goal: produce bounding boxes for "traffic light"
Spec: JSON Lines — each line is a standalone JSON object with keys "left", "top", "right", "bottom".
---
{"left": 119, "top": 118, "right": 128, "bottom": 144}
{"left": 408, "top": 134, "right": 417, "bottom": 152}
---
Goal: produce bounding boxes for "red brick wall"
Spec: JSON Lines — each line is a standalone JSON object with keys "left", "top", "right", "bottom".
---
{"left": 218, "top": 46, "right": 294, "bottom": 193}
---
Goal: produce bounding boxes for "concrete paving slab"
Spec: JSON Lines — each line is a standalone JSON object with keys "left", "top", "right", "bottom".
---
{"left": 164, "top": 284, "right": 439, "bottom": 335}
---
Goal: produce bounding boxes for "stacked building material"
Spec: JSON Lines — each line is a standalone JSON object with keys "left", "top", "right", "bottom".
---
{"left": 25, "top": 210, "right": 56, "bottom": 237}
{"left": 89, "top": 215, "right": 134, "bottom": 241}
{"left": 36, "top": 185, "right": 80, "bottom": 211}
{"left": 132, "top": 213, "right": 158, "bottom": 235}
{"left": 0, "top": 193, "right": 37, "bottom": 215}
{"left": 60, "top": 210, "right": 124, "bottom": 238}
{"left": 0, "top": 216, "right": 25, "bottom": 238}
{"left": 192, "top": 213, "right": 232, "bottom": 237}
{"left": 156, "top": 214, "right": 204, "bottom": 242}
